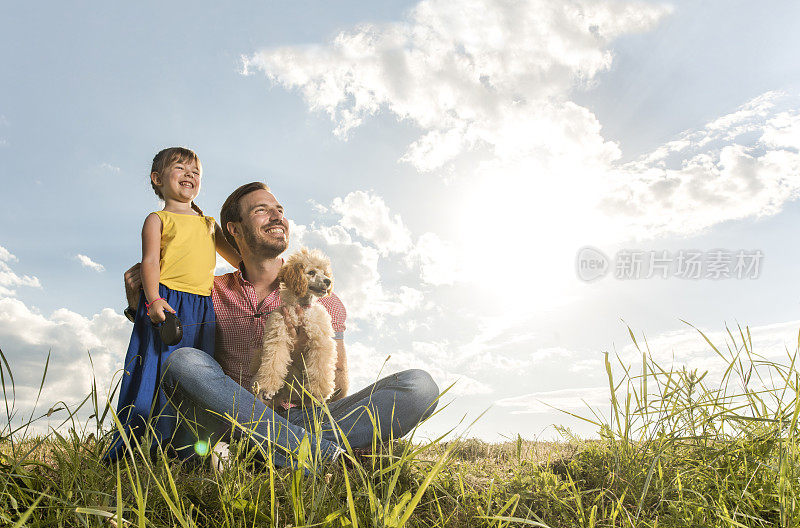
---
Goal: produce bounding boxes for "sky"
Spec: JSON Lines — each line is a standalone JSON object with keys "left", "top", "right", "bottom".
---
{"left": 2, "top": 0, "right": 800, "bottom": 442}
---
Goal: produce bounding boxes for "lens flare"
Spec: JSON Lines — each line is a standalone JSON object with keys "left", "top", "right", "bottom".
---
{"left": 194, "top": 440, "right": 209, "bottom": 456}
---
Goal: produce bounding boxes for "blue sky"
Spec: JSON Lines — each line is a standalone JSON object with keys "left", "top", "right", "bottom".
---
{"left": 2, "top": 0, "right": 800, "bottom": 441}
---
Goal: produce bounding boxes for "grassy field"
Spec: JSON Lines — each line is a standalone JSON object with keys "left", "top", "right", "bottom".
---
{"left": 3, "top": 324, "right": 800, "bottom": 527}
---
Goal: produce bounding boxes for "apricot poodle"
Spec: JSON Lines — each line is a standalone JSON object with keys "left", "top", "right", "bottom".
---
{"left": 251, "top": 248, "right": 337, "bottom": 409}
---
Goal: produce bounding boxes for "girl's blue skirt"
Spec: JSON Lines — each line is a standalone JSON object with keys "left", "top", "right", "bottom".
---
{"left": 104, "top": 284, "right": 215, "bottom": 463}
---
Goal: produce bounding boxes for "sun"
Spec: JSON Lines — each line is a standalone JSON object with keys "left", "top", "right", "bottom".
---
{"left": 451, "top": 164, "right": 620, "bottom": 313}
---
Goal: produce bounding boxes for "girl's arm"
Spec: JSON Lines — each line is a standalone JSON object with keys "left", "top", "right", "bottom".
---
{"left": 142, "top": 213, "right": 173, "bottom": 323}
{"left": 215, "top": 222, "right": 241, "bottom": 268}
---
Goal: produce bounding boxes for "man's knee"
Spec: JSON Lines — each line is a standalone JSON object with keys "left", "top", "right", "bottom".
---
{"left": 402, "top": 369, "right": 439, "bottom": 418}
{"left": 163, "top": 347, "right": 212, "bottom": 387}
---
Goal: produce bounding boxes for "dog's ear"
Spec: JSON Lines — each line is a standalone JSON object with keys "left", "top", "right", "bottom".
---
{"left": 281, "top": 260, "right": 309, "bottom": 297}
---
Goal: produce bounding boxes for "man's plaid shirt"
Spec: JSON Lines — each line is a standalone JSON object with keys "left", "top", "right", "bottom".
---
{"left": 211, "top": 268, "right": 347, "bottom": 392}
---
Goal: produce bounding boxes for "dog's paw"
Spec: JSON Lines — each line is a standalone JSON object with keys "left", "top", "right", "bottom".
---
{"left": 252, "top": 382, "right": 276, "bottom": 402}
{"left": 258, "top": 390, "right": 277, "bottom": 405}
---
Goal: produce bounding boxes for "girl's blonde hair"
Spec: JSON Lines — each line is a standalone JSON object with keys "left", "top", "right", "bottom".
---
{"left": 150, "top": 147, "right": 204, "bottom": 215}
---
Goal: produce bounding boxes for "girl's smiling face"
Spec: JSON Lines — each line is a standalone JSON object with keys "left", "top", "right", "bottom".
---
{"left": 152, "top": 159, "right": 202, "bottom": 204}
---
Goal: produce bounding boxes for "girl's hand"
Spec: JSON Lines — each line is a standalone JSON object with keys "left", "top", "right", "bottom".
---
{"left": 147, "top": 298, "right": 175, "bottom": 324}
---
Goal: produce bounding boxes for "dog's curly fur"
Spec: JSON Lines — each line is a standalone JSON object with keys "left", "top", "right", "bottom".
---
{"left": 252, "top": 248, "right": 337, "bottom": 408}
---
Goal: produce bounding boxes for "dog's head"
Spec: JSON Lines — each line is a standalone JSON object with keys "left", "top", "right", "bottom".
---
{"left": 279, "top": 248, "right": 333, "bottom": 299}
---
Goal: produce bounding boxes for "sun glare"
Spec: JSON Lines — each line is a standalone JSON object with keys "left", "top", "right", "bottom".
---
{"left": 454, "top": 167, "right": 618, "bottom": 313}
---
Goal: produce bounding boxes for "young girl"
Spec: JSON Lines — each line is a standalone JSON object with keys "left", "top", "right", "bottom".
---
{"left": 105, "top": 147, "right": 239, "bottom": 462}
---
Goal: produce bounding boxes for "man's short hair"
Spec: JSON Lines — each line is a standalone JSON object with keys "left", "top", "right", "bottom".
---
{"left": 220, "top": 181, "right": 271, "bottom": 252}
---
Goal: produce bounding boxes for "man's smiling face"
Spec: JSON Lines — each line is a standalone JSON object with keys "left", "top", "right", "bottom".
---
{"left": 235, "top": 189, "right": 290, "bottom": 258}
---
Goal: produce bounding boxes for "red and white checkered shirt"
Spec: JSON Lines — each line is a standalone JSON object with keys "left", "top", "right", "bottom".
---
{"left": 211, "top": 268, "right": 346, "bottom": 392}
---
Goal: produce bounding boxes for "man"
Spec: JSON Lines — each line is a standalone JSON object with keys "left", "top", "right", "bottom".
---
{"left": 122, "top": 182, "right": 439, "bottom": 467}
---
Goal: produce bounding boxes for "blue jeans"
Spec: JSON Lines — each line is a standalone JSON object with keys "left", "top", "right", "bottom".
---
{"left": 161, "top": 347, "right": 439, "bottom": 467}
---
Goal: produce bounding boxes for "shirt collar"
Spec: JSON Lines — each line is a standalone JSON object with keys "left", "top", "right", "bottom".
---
{"left": 234, "top": 261, "right": 247, "bottom": 287}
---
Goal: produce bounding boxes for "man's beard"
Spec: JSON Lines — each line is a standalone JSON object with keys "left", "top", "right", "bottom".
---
{"left": 242, "top": 222, "right": 287, "bottom": 259}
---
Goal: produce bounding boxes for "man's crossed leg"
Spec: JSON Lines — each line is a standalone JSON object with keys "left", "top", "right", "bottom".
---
{"left": 162, "top": 347, "right": 439, "bottom": 468}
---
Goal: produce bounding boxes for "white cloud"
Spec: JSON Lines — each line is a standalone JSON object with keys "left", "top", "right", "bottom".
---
{"left": 0, "top": 297, "right": 130, "bottom": 434}
{"left": 456, "top": 314, "right": 562, "bottom": 372}
{"left": 496, "top": 386, "right": 608, "bottom": 414}
{"left": 0, "top": 252, "right": 129, "bottom": 434}
{"left": 331, "top": 191, "right": 412, "bottom": 256}
{"left": 567, "top": 319, "right": 800, "bottom": 384}
{"left": 529, "top": 346, "right": 576, "bottom": 363}
{"left": 243, "top": 0, "right": 668, "bottom": 172}
{"left": 603, "top": 93, "right": 800, "bottom": 238}
{"left": 244, "top": 1, "right": 800, "bottom": 248}
{"left": 290, "top": 191, "right": 480, "bottom": 334}
{"left": 623, "top": 320, "right": 800, "bottom": 365}
{"left": 762, "top": 109, "right": 800, "bottom": 150}
{"left": 214, "top": 253, "right": 237, "bottom": 275}
{"left": 290, "top": 221, "right": 421, "bottom": 324}
{"left": 307, "top": 199, "right": 329, "bottom": 214}
{"left": 406, "top": 232, "right": 464, "bottom": 286}
{"left": 346, "top": 340, "right": 491, "bottom": 397}
{"left": 323, "top": 191, "right": 467, "bottom": 287}
{"left": 239, "top": 1, "right": 800, "bottom": 433}
{"left": 99, "top": 162, "right": 121, "bottom": 173}
{"left": 410, "top": 340, "right": 492, "bottom": 395}
{"left": 0, "top": 115, "right": 7, "bottom": 147}
{"left": 75, "top": 254, "right": 105, "bottom": 273}
{"left": 0, "top": 246, "right": 41, "bottom": 297}
{"left": 346, "top": 341, "right": 396, "bottom": 387}
{"left": 239, "top": 0, "right": 667, "bottom": 303}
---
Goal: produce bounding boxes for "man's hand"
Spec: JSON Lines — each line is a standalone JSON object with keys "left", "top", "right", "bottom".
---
{"left": 332, "top": 340, "right": 349, "bottom": 400}
{"left": 124, "top": 263, "right": 142, "bottom": 310}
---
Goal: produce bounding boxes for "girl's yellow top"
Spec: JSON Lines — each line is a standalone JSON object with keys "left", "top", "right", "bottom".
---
{"left": 154, "top": 210, "right": 216, "bottom": 296}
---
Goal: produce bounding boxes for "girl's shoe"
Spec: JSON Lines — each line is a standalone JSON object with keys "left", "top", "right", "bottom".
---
{"left": 210, "top": 441, "right": 230, "bottom": 473}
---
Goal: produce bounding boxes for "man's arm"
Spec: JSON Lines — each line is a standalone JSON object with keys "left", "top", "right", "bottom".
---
{"left": 124, "top": 263, "right": 143, "bottom": 317}
{"left": 331, "top": 339, "right": 349, "bottom": 401}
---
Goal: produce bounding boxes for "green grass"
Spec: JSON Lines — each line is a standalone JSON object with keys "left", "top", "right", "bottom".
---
{"left": 3, "top": 323, "right": 800, "bottom": 527}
